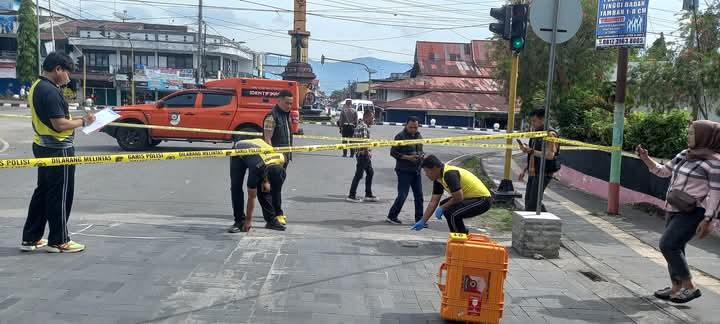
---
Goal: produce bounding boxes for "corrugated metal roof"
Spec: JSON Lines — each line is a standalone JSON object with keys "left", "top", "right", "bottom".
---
{"left": 415, "top": 40, "right": 495, "bottom": 78}
{"left": 378, "top": 92, "right": 519, "bottom": 113}
{"left": 374, "top": 76, "right": 500, "bottom": 93}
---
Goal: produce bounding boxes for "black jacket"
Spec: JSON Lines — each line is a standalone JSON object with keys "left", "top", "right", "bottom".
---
{"left": 390, "top": 129, "right": 423, "bottom": 172}
{"left": 266, "top": 105, "right": 293, "bottom": 161}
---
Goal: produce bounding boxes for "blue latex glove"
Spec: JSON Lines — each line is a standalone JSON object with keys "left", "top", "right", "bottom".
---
{"left": 434, "top": 207, "right": 444, "bottom": 220}
{"left": 411, "top": 220, "right": 426, "bottom": 231}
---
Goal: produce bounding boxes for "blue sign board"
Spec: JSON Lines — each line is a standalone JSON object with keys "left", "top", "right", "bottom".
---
{"left": 596, "top": 0, "right": 649, "bottom": 49}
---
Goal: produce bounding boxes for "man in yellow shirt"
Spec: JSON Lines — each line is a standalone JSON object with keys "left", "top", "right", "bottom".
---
{"left": 411, "top": 155, "right": 493, "bottom": 234}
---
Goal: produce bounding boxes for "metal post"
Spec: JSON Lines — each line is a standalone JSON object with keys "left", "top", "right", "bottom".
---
{"left": 48, "top": 0, "right": 55, "bottom": 52}
{"left": 130, "top": 43, "right": 135, "bottom": 104}
{"left": 499, "top": 52, "right": 520, "bottom": 193}
{"left": 196, "top": 0, "right": 203, "bottom": 84}
{"left": 367, "top": 70, "right": 372, "bottom": 100}
{"left": 535, "top": 0, "right": 560, "bottom": 215}
{"left": 36, "top": 0, "right": 41, "bottom": 74}
{"left": 83, "top": 54, "right": 86, "bottom": 104}
{"left": 608, "top": 48, "right": 629, "bottom": 214}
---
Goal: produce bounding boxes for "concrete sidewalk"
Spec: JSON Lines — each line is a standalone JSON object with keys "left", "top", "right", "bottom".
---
{"left": 481, "top": 152, "right": 720, "bottom": 323}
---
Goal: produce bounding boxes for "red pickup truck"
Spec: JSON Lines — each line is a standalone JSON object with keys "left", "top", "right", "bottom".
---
{"left": 103, "top": 78, "right": 301, "bottom": 150}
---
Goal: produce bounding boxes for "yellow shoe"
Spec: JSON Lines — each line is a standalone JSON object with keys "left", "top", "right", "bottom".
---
{"left": 46, "top": 240, "right": 85, "bottom": 253}
{"left": 276, "top": 215, "right": 287, "bottom": 225}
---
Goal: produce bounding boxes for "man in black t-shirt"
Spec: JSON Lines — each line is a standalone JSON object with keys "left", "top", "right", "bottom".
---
{"left": 229, "top": 139, "right": 287, "bottom": 233}
{"left": 22, "top": 53, "right": 95, "bottom": 254}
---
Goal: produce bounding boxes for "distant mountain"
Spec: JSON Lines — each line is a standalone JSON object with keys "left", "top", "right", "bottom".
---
{"left": 310, "top": 57, "right": 412, "bottom": 91}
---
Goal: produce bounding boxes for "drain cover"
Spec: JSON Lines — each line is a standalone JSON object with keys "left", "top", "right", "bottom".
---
{"left": 579, "top": 270, "right": 606, "bottom": 282}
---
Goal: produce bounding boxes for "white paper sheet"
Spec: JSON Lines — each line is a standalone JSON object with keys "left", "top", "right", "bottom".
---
{"left": 81, "top": 108, "right": 121, "bottom": 135}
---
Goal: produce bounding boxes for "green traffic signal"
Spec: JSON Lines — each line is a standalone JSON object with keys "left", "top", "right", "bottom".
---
{"left": 511, "top": 38, "right": 524, "bottom": 50}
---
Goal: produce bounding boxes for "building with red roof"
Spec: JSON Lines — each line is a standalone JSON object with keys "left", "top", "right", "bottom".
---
{"left": 375, "top": 40, "right": 517, "bottom": 128}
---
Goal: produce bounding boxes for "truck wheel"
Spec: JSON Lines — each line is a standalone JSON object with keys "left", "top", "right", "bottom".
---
{"left": 116, "top": 127, "right": 150, "bottom": 151}
{"left": 231, "top": 126, "right": 262, "bottom": 142}
{"left": 149, "top": 139, "right": 162, "bottom": 147}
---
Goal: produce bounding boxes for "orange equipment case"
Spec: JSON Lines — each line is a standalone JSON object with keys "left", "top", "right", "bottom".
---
{"left": 437, "top": 233, "right": 508, "bottom": 324}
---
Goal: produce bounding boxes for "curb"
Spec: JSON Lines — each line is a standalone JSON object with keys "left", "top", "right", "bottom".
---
{"left": 0, "top": 103, "right": 28, "bottom": 109}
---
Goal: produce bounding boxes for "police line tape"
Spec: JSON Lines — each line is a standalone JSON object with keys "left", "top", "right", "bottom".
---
{"left": 0, "top": 113, "right": 623, "bottom": 152}
{"left": 0, "top": 131, "right": 549, "bottom": 169}
{"left": 0, "top": 113, "right": 621, "bottom": 152}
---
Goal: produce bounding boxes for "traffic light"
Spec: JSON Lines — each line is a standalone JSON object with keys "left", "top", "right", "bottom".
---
{"left": 510, "top": 4, "right": 529, "bottom": 52}
{"left": 489, "top": 6, "right": 512, "bottom": 40}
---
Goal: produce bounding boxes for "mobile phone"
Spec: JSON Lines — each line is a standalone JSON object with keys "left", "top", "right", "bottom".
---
{"left": 516, "top": 139, "right": 523, "bottom": 146}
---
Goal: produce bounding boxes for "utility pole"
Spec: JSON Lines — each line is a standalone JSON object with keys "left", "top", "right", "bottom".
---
{"left": 48, "top": 0, "right": 55, "bottom": 52}
{"left": 36, "top": 0, "right": 41, "bottom": 74}
{"left": 202, "top": 22, "right": 207, "bottom": 83}
{"left": 196, "top": 0, "right": 203, "bottom": 85}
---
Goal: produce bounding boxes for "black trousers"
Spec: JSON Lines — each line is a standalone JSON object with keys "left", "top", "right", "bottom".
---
{"left": 660, "top": 208, "right": 705, "bottom": 282}
{"left": 23, "top": 144, "right": 75, "bottom": 246}
{"left": 230, "top": 157, "right": 276, "bottom": 225}
{"left": 525, "top": 175, "right": 552, "bottom": 212}
{"left": 266, "top": 165, "right": 286, "bottom": 217}
{"left": 341, "top": 125, "right": 355, "bottom": 156}
{"left": 349, "top": 156, "right": 374, "bottom": 197}
{"left": 441, "top": 197, "right": 492, "bottom": 234}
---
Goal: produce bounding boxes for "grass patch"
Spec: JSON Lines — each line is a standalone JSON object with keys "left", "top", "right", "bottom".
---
{"left": 460, "top": 156, "right": 495, "bottom": 189}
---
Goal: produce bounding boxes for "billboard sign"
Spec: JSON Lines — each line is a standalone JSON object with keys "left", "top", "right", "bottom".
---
{"left": 596, "top": 0, "right": 649, "bottom": 49}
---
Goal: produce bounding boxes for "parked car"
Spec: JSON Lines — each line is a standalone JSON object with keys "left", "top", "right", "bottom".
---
{"left": 103, "top": 78, "right": 301, "bottom": 151}
{"left": 300, "top": 102, "right": 328, "bottom": 117}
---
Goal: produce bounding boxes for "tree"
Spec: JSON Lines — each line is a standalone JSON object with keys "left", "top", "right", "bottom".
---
{"left": 646, "top": 33, "right": 670, "bottom": 61}
{"left": 16, "top": 0, "right": 38, "bottom": 83}
{"left": 630, "top": 2, "right": 720, "bottom": 120}
{"left": 492, "top": 0, "right": 616, "bottom": 115}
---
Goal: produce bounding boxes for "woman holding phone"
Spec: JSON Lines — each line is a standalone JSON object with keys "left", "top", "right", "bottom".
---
{"left": 636, "top": 120, "right": 720, "bottom": 303}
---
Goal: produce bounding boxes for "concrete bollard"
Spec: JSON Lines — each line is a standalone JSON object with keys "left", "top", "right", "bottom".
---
{"left": 512, "top": 211, "right": 562, "bottom": 259}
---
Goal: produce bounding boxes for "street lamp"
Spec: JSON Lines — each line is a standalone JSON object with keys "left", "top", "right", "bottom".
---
{"left": 101, "top": 30, "right": 135, "bottom": 104}
{"left": 321, "top": 55, "right": 376, "bottom": 100}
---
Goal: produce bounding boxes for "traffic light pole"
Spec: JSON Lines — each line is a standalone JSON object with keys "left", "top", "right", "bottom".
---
{"left": 498, "top": 52, "right": 520, "bottom": 196}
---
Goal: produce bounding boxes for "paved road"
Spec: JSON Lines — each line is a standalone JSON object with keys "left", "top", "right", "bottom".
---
{"left": 0, "top": 115, "right": 491, "bottom": 323}
{"left": 1, "top": 113, "right": 706, "bottom": 324}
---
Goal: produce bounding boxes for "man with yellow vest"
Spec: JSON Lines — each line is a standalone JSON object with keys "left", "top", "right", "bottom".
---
{"left": 411, "top": 155, "right": 492, "bottom": 233}
{"left": 229, "top": 138, "right": 286, "bottom": 233}
{"left": 21, "top": 52, "right": 95, "bottom": 253}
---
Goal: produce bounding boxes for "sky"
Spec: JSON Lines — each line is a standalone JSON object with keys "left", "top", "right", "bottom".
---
{"left": 50, "top": 0, "right": 693, "bottom": 64}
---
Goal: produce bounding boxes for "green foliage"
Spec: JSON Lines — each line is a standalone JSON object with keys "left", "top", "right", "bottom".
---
{"left": 624, "top": 110, "right": 690, "bottom": 159}
{"left": 16, "top": 0, "right": 38, "bottom": 83}
{"left": 630, "top": 3, "right": 720, "bottom": 120}
{"left": 553, "top": 88, "right": 611, "bottom": 141}
{"left": 585, "top": 108, "right": 614, "bottom": 146}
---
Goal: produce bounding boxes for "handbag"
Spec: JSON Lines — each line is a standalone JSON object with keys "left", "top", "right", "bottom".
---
{"left": 666, "top": 159, "right": 699, "bottom": 213}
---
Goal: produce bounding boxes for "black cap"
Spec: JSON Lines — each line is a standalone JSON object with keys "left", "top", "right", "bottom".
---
{"left": 42, "top": 52, "right": 76, "bottom": 73}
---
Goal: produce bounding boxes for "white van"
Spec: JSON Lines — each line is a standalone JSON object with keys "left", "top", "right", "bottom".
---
{"left": 336, "top": 99, "right": 374, "bottom": 122}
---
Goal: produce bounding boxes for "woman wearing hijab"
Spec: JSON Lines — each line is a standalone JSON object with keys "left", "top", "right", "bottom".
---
{"left": 636, "top": 120, "right": 720, "bottom": 303}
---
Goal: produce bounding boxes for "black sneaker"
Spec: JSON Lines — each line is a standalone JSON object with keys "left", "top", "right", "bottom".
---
{"left": 364, "top": 195, "right": 379, "bottom": 202}
{"left": 346, "top": 195, "right": 363, "bottom": 203}
{"left": 386, "top": 217, "right": 402, "bottom": 225}
{"left": 227, "top": 223, "right": 245, "bottom": 233}
{"left": 265, "top": 222, "right": 286, "bottom": 231}
{"left": 670, "top": 288, "right": 702, "bottom": 304}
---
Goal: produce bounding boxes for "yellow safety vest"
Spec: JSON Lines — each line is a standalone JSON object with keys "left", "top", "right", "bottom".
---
{"left": 437, "top": 165, "right": 491, "bottom": 199}
{"left": 29, "top": 79, "right": 74, "bottom": 147}
{"left": 244, "top": 138, "right": 285, "bottom": 166}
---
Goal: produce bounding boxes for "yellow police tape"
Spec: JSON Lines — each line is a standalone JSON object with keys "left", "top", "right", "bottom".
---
{"left": 0, "top": 113, "right": 622, "bottom": 153}
{"left": 0, "top": 113, "right": 623, "bottom": 151}
{"left": 0, "top": 131, "right": 549, "bottom": 169}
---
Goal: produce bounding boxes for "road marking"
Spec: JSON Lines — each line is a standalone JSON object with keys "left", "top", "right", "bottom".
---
{"left": 0, "top": 137, "right": 9, "bottom": 154}
{"left": 545, "top": 189, "right": 720, "bottom": 295}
